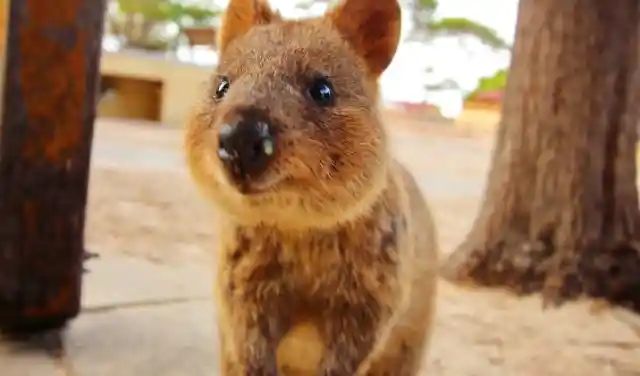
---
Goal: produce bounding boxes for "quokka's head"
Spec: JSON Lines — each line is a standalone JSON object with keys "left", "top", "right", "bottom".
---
{"left": 185, "top": 0, "right": 401, "bottom": 230}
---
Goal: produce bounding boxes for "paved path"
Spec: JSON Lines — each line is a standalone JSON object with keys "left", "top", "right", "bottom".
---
{"left": 3, "top": 122, "right": 640, "bottom": 375}
{"left": 1, "top": 254, "right": 217, "bottom": 376}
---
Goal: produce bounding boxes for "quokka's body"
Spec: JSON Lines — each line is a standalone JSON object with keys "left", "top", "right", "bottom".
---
{"left": 184, "top": 0, "right": 439, "bottom": 374}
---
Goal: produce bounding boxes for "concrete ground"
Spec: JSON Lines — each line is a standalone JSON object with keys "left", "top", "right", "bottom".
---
{"left": 1, "top": 118, "right": 639, "bottom": 376}
{"left": 1, "top": 254, "right": 215, "bottom": 376}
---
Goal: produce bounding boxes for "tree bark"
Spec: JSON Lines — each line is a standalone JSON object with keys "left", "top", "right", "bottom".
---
{"left": 0, "top": 0, "right": 105, "bottom": 333}
{"left": 442, "top": 0, "right": 640, "bottom": 312}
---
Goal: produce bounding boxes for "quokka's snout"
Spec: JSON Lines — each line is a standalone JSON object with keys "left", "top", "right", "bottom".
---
{"left": 216, "top": 107, "right": 277, "bottom": 192}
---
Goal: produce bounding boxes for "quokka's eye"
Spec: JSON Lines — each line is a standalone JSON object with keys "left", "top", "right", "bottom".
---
{"left": 215, "top": 76, "right": 230, "bottom": 99}
{"left": 308, "top": 77, "right": 335, "bottom": 106}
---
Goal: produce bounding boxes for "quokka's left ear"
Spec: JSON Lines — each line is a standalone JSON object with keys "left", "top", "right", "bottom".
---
{"left": 328, "top": 0, "right": 402, "bottom": 76}
{"left": 218, "top": 0, "right": 281, "bottom": 53}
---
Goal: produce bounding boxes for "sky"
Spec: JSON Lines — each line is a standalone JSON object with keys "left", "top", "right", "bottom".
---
{"left": 209, "top": 0, "right": 520, "bottom": 104}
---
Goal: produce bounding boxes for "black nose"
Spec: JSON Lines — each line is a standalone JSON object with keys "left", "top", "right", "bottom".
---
{"left": 217, "top": 115, "right": 275, "bottom": 181}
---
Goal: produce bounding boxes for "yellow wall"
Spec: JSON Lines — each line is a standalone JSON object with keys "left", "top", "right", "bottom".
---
{"left": 98, "top": 51, "right": 213, "bottom": 126}
{"left": 458, "top": 100, "right": 501, "bottom": 130}
{"left": 0, "top": 0, "right": 6, "bottom": 54}
{"left": 99, "top": 75, "right": 162, "bottom": 121}
{"left": 464, "top": 100, "right": 502, "bottom": 112}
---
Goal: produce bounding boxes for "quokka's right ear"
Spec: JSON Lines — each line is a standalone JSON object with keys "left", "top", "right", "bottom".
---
{"left": 218, "top": 0, "right": 281, "bottom": 53}
{"left": 328, "top": 0, "right": 401, "bottom": 76}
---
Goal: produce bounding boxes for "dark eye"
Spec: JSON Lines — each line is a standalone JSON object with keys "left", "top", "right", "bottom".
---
{"left": 215, "top": 76, "right": 230, "bottom": 99}
{"left": 308, "top": 77, "right": 335, "bottom": 106}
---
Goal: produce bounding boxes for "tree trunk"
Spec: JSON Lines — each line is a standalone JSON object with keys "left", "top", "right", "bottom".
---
{"left": 0, "top": 0, "right": 105, "bottom": 333}
{"left": 442, "top": 0, "right": 640, "bottom": 312}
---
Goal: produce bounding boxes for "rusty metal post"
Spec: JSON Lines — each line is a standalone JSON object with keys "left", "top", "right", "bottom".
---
{"left": 0, "top": 0, "right": 105, "bottom": 333}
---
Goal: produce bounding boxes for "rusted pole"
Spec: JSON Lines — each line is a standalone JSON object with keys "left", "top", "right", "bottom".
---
{"left": 0, "top": 0, "right": 105, "bottom": 333}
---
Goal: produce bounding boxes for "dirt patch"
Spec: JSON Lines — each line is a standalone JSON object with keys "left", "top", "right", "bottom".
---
{"left": 86, "top": 167, "right": 216, "bottom": 265}
{"left": 85, "top": 119, "right": 640, "bottom": 376}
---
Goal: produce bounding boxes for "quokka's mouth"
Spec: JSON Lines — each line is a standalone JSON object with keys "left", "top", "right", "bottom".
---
{"left": 233, "top": 173, "right": 288, "bottom": 195}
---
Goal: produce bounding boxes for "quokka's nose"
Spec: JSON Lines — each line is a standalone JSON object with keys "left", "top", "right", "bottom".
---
{"left": 217, "top": 115, "right": 275, "bottom": 181}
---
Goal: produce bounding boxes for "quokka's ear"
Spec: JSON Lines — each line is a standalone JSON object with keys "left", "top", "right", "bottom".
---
{"left": 218, "top": 0, "right": 281, "bottom": 52}
{"left": 328, "top": 0, "right": 401, "bottom": 76}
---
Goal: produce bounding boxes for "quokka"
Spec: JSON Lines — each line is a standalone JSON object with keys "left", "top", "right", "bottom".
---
{"left": 185, "top": 0, "right": 439, "bottom": 374}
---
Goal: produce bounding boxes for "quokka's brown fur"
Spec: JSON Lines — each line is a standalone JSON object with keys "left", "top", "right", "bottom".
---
{"left": 184, "top": 0, "right": 439, "bottom": 374}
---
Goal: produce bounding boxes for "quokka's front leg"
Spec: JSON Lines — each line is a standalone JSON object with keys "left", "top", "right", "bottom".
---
{"left": 220, "top": 271, "right": 290, "bottom": 376}
{"left": 221, "top": 293, "right": 290, "bottom": 376}
{"left": 317, "top": 296, "right": 389, "bottom": 376}
{"left": 354, "top": 338, "right": 428, "bottom": 376}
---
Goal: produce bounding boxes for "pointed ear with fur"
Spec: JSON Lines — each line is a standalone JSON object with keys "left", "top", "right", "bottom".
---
{"left": 218, "top": 0, "right": 281, "bottom": 53}
{"left": 328, "top": 0, "right": 401, "bottom": 76}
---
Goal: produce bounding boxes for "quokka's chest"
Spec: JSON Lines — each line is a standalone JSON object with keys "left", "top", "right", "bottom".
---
{"left": 219, "top": 226, "right": 404, "bottom": 300}
{"left": 221, "top": 240, "right": 353, "bottom": 293}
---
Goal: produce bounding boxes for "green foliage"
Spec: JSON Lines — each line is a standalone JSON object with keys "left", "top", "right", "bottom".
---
{"left": 180, "top": 5, "right": 220, "bottom": 25}
{"left": 412, "top": 0, "right": 510, "bottom": 50}
{"left": 117, "top": 0, "right": 219, "bottom": 25}
{"left": 295, "top": 0, "right": 339, "bottom": 11}
{"left": 109, "top": 0, "right": 220, "bottom": 51}
{"left": 466, "top": 68, "right": 508, "bottom": 99}
{"left": 418, "top": 0, "right": 439, "bottom": 12}
{"left": 427, "top": 17, "right": 510, "bottom": 50}
{"left": 162, "top": 3, "right": 220, "bottom": 26}
{"left": 117, "top": 0, "right": 167, "bottom": 20}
